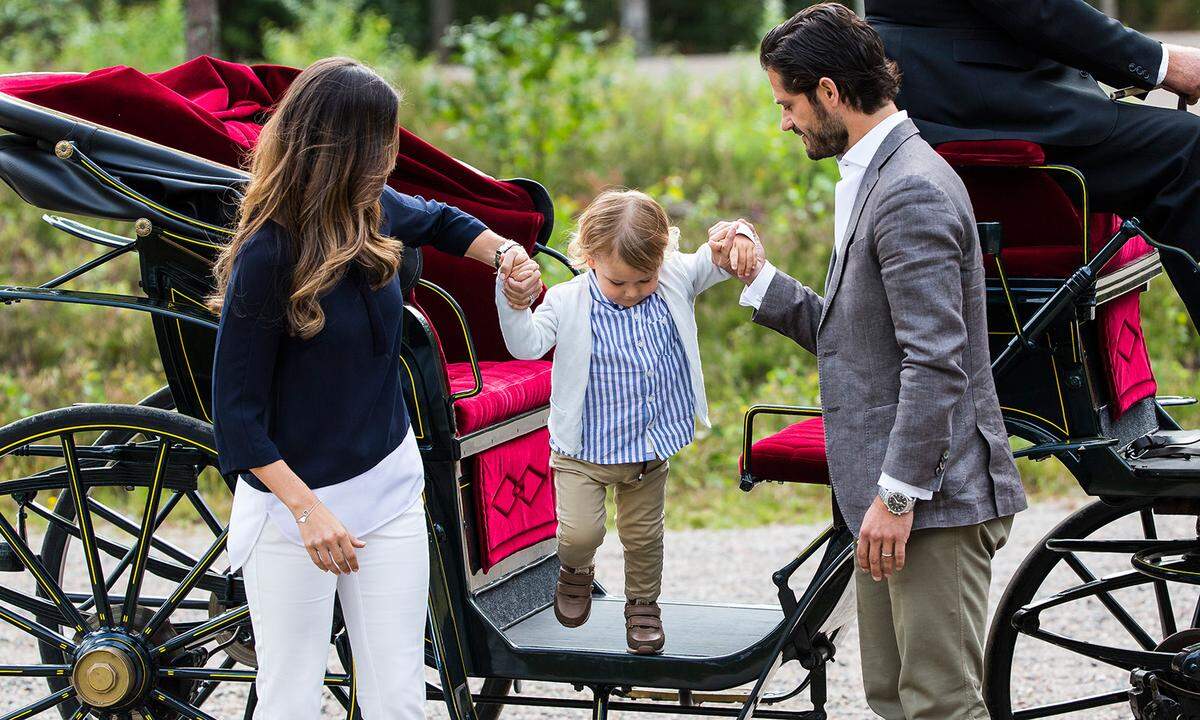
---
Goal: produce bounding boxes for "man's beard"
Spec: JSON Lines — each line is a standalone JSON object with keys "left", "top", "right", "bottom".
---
{"left": 795, "top": 101, "right": 848, "bottom": 161}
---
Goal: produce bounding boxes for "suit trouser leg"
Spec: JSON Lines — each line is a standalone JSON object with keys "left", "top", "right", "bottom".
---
{"left": 855, "top": 515, "right": 1012, "bottom": 720}
{"left": 613, "top": 458, "right": 668, "bottom": 602}
{"left": 1045, "top": 101, "right": 1200, "bottom": 331}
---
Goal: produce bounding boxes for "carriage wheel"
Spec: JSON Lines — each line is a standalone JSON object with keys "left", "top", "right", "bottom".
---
{"left": 984, "top": 498, "right": 1200, "bottom": 719}
{"left": 0, "top": 404, "right": 364, "bottom": 720}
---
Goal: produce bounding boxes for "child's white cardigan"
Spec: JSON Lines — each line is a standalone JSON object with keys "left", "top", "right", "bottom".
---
{"left": 495, "top": 244, "right": 732, "bottom": 457}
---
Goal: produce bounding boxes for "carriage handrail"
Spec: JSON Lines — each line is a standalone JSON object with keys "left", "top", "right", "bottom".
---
{"left": 413, "top": 278, "right": 485, "bottom": 402}
{"left": 534, "top": 242, "right": 582, "bottom": 276}
{"left": 990, "top": 217, "right": 1146, "bottom": 381}
{"left": 740, "top": 404, "right": 823, "bottom": 491}
{"left": 42, "top": 215, "right": 134, "bottom": 249}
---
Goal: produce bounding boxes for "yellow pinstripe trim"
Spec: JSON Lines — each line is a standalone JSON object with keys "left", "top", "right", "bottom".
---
{"left": 161, "top": 227, "right": 223, "bottom": 251}
{"left": 424, "top": 493, "right": 469, "bottom": 718}
{"left": 145, "top": 537, "right": 226, "bottom": 638}
{"left": 0, "top": 424, "right": 215, "bottom": 458}
{"left": 0, "top": 523, "right": 79, "bottom": 636}
{"left": 398, "top": 356, "right": 426, "bottom": 439}
{"left": 9, "top": 689, "right": 73, "bottom": 719}
{"left": 168, "top": 288, "right": 216, "bottom": 423}
{"left": 74, "top": 151, "right": 232, "bottom": 237}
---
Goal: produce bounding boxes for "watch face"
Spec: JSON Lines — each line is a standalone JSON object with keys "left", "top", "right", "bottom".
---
{"left": 885, "top": 492, "right": 910, "bottom": 514}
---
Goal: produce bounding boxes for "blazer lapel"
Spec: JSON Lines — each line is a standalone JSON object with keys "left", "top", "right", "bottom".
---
{"left": 817, "top": 119, "right": 920, "bottom": 333}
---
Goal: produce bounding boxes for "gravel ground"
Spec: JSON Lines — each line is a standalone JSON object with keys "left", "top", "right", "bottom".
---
{"left": 3, "top": 496, "right": 1196, "bottom": 719}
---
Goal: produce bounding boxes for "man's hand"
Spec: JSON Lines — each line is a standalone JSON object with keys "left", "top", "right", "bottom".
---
{"left": 498, "top": 246, "right": 541, "bottom": 310}
{"left": 1163, "top": 43, "right": 1200, "bottom": 105}
{"left": 857, "top": 495, "right": 914, "bottom": 581}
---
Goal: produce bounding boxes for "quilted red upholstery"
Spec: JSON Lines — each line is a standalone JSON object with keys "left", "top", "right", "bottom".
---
{"left": 739, "top": 417, "right": 830, "bottom": 485}
{"left": 447, "top": 360, "right": 552, "bottom": 434}
{"left": 472, "top": 428, "right": 557, "bottom": 571}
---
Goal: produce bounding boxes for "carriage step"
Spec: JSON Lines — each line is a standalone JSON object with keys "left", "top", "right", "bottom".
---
{"left": 620, "top": 688, "right": 750, "bottom": 705}
{"left": 0, "top": 541, "right": 25, "bottom": 572}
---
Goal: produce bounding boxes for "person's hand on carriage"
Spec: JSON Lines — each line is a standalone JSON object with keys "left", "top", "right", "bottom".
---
{"left": 706, "top": 218, "right": 765, "bottom": 282}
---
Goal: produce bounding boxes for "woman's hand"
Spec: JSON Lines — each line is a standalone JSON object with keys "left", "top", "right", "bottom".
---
{"left": 499, "top": 246, "right": 542, "bottom": 310}
{"left": 295, "top": 500, "right": 366, "bottom": 574}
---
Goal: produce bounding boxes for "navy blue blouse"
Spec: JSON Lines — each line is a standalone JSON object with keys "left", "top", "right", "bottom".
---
{"left": 212, "top": 187, "right": 486, "bottom": 491}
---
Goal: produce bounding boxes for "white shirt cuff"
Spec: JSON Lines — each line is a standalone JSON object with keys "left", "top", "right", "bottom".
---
{"left": 738, "top": 261, "right": 777, "bottom": 310}
{"left": 1158, "top": 44, "right": 1170, "bottom": 86}
{"left": 878, "top": 471, "right": 934, "bottom": 501}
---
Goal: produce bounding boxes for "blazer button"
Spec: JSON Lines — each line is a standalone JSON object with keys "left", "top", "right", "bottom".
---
{"left": 1128, "top": 62, "right": 1137, "bottom": 71}
{"left": 1079, "top": 70, "right": 1089, "bottom": 78}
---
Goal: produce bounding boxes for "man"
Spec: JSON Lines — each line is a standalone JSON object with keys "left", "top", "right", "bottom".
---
{"left": 710, "top": 5, "right": 1026, "bottom": 718}
{"left": 866, "top": 0, "right": 1200, "bottom": 331}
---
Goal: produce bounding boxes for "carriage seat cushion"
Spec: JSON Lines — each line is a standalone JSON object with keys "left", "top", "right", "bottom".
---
{"left": 739, "top": 417, "right": 830, "bottom": 485}
{"left": 447, "top": 359, "right": 552, "bottom": 434}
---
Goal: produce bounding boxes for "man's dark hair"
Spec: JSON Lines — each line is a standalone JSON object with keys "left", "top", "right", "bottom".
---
{"left": 759, "top": 3, "right": 901, "bottom": 113}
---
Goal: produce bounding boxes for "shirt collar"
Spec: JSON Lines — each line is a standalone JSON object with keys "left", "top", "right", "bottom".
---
{"left": 837, "top": 110, "right": 908, "bottom": 177}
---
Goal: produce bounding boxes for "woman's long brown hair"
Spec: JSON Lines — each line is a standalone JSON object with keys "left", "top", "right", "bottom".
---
{"left": 206, "top": 57, "right": 405, "bottom": 339}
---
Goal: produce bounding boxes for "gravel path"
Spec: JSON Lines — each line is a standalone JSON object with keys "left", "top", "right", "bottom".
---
{"left": 2, "top": 496, "right": 1193, "bottom": 719}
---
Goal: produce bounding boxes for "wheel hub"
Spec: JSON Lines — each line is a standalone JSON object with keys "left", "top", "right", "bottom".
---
{"left": 73, "top": 643, "right": 140, "bottom": 707}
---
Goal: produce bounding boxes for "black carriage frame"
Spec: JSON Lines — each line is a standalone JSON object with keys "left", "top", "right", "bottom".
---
{"left": 2, "top": 87, "right": 1200, "bottom": 720}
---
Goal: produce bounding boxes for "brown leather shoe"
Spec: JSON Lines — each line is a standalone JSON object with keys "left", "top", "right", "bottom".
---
{"left": 625, "top": 600, "right": 665, "bottom": 655}
{"left": 554, "top": 565, "right": 594, "bottom": 627}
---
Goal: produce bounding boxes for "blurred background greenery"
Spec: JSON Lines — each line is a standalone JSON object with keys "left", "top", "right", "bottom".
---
{"left": 0, "top": 0, "right": 1197, "bottom": 527}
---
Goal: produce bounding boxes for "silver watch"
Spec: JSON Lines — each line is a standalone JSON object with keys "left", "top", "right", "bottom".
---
{"left": 878, "top": 485, "right": 916, "bottom": 515}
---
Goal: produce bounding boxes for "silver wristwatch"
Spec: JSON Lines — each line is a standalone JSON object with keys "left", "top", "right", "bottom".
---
{"left": 878, "top": 485, "right": 916, "bottom": 515}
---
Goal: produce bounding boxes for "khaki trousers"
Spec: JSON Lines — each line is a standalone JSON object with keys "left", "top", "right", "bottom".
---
{"left": 855, "top": 515, "right": 1013, "bottom": 720}
{"left": 550, "top": 451, "right": 668, "bottom": 602}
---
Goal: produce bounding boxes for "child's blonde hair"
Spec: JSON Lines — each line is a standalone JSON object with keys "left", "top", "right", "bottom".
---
{"left": 567, "top": 189, "right": 679, "bottom": 272}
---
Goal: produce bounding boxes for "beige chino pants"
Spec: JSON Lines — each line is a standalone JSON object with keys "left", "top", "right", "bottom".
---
{"left": 550, "top": 451, "right": 668, "bottom": 602}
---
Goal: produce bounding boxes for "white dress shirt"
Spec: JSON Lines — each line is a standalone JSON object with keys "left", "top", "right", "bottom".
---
{"left": 1159, "top": 46, "right": 1170, "bottom": 86}
{"left": 739, "top": 109, "right": 933, "bottom": 501}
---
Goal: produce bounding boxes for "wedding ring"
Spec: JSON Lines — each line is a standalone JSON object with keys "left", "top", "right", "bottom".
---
{"left": 881, "top": 552, "right": 894, "bottom": 558}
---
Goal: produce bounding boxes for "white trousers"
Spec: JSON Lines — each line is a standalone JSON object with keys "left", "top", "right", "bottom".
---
{"left": 242, "top": 501, "right": 429, "bottom": 719}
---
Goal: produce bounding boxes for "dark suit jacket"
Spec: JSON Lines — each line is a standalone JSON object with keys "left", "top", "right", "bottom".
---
{"left": 866, "top": 0, "right": 1163, "bottom": 146}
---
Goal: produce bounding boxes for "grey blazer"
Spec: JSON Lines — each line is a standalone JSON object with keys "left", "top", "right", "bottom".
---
{"left": 754, "top": 119, "right": 1026, "bottom": 534}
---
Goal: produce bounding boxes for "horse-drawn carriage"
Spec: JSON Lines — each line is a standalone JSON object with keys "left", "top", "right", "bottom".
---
{"left": 0, "top": 57, "right": 1196, "bottom": 720}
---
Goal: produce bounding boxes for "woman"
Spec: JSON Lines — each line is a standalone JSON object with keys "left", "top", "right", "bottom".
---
{"left": 208, "top": 57, "right": 540, "bottom": 719}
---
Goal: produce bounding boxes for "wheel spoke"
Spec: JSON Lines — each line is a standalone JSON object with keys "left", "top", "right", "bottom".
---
{"left": 123, "top": 438, "right": 170, "bottom": 627}
{"left": 1013, "top": 689, "right": 1129, "bottom": 719}
{"left": 1140, "top": 509, "right": 1179, "bottom": 638}
{"left": 0, "top": 663, "right": 71, "bottom": 677}
{"left": 188, "top": 655, "right": 237, "bottom": 708}
{"left": 81, "top": 490, "right": 185, "bottom": 613}
{"left": 186, "top": 489, "right": 227, "bottom": 538}
{"left": 0, "top": 508, "right": 86, "bottom": 634}
{"left": 62, "top": 433, "right": 112, "bottom": 626}
{"left": 89, "top": 493, "right": 197, "bottom": 567}
{"left": 0, "top": 687, "right": 76, "bottom": 720}
{"left": 0, "top": 604, "right": 75, "bottom": 653}
{"left": 141, "top": 529, "right": 228, "bottom": 639}
{"left": 1062, "top": 553, "right": 1157, "bottom": 650}
{"left": 0, "top": 584, "right": 70, "bottom": 627}
{"left": 160, "top": 666, "right": 256, "bottom": 683}
{"left": 154, "top": 604, "right": 250, "bottom": 656}
{"left": 151, "top": 687, "right": 219, "bottom": 720}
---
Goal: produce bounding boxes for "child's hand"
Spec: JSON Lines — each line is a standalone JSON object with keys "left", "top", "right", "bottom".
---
{"left": 503, "top": 258, "right": 542, "bottom": 310}
{"left": 708, "top": 219, "right": 766, "bottom": 283}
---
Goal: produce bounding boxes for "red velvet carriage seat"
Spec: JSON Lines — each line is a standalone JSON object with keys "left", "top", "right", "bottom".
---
{"left": 741, "top": 139, "right": 1158, "bottom": 485}
{"left": 0, "top": 56, "right": 557, "bottom": 572}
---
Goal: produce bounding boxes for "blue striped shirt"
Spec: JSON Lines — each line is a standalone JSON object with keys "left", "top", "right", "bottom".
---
{"left": 562, "top": 271, "right": 695, "bottom": 465}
